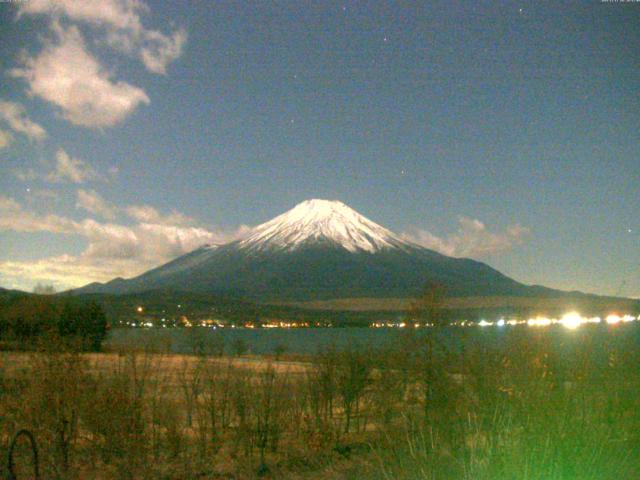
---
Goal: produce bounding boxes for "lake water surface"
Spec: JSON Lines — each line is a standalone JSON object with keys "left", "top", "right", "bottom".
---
{"left": 106, "top": 323, "right": 640, "bottom": 356}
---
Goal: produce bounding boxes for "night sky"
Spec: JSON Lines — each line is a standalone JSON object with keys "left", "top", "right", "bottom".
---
{"left": 0, "top": 1, "right": 638, "bottom": 297}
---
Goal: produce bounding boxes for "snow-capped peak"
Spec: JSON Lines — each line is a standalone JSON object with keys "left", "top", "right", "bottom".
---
{"left": 238, "top": 199, "right": 409, "bottom": 253}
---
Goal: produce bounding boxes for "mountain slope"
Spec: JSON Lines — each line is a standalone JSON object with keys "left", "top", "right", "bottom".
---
{"left": 72, "top": 199, "right": 572, "bottom": 301}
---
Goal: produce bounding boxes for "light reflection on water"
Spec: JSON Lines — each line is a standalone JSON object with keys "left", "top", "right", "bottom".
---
{"left": 107, "top": 321, "right": 640, "bottom": 356}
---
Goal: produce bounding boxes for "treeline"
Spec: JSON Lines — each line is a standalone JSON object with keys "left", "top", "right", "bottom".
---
{"left": 0, "top": 294, "right": 108, "bottom": 351}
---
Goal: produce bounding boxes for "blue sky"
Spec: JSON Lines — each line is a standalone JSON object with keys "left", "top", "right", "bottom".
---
{"left": 0, "top": 0, "right": 638, "bottom": 297}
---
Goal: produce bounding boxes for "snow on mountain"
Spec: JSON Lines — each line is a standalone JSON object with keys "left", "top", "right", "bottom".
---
{"left": 238, "top": 199, "right": 410, "bottom": 253}
{"left": 71, "top": 198, "right": 545, "bottom": 300}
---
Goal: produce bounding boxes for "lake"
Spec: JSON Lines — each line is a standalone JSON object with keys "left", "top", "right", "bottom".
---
{"left": 106, "top": 322, "right": 640, "bottom": 356}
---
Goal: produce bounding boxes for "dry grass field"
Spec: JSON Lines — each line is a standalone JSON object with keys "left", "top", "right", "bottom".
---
{"left": 2, "top": 325, "right": 640, "bottom": 479}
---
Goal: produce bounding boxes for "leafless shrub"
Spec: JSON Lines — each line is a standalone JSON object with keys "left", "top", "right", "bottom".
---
{"left": 335, "top": 347, "right": 371, "bottom": 434}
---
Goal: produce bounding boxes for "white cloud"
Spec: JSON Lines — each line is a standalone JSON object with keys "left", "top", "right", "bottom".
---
{"left": 76, "top": 189, "right": 117, "bottom": 219}
{"left": 19, "top": 0, "right": 146, "bottom": 31}
{"left": 137, "top": 223, "right": 225, "bottom": 259}
{"left": 0, "top": 195, "right": 77, "bottom": 234}
{"left": 403, "top": 229, "right": 455, "bottom": 256}
{"left": 14, "top": 149, "right": 102, "bottom": 184}
{"left": 0, "top": 129, "right": 13, "bottom": 149}
{"left": 0, "top": 196, "right": 22, "bottom": 213}
{"left": 0, "top": 255, "right": 144, "bottom": 292}
{"left": 138, "top": 28, "right": 187, "bottom": 75}
{"left": 10, "top": 23, "right": 150, "bottom": 128}
{"left": 125, "top": 204, "right": 197, "bottom": 227}
{"left": 47, "top": 148, "right": 99, "bottom": 183}
{"left": 402, "top": 217, "right": 530, "bottom": 258}
{"left": 0, "top": 196, "right": 249, "bottom": 289}
{"left": 79, "top": 219, "right": 141, "bottom": 259}
{"left": 0, "top": 100, "right": 47, "bottom": 141}
{"left": 19, "top": 0, "right": 186, "bottom": 75}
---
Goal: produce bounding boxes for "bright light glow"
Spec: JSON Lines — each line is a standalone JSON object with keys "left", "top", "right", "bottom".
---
{"left": 528, "top": 317, "right": 552, "bottom": 327}
{"left": 606, "top": 314, "right": 622, "bottom": 325}
{"left": 497, "top": 319, "right": 505, "bottom": 327}
{"left": 622, "top": 314, "right": 635, "bottom": 322}
{"left": 478, "top": 320, "right": 493, "bottom": 327}
{"left": 559, "top": 312, "right": 582, "bottom": 330}
{"left": 136, "top": 306, "right": 143, "bottom": 313}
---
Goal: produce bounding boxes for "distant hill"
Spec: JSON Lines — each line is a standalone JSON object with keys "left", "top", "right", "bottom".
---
{"left": 0, "top": 287, "right": 31, "bottom": 302}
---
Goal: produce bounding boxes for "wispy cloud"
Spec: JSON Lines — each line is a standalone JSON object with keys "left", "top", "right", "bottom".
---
{"left": 0, "top": 195, "right": 77, "bottom": 234}
{"left": 0, "top": 100, "right": 47, "bottom": 141}
{"left": 19, "top": 0, "right": 146, "bottom": 31}
{"left": 402, "top": 217, "right": 530, "bottom": 258}
{"left": 0, "top": 129, "right": 13, "bottom": 149}
{"left": 136, "top": 29, "right": 187, "bottom": 75}
{"left": 0, "top": 255, "right": 145, "bottom": 292}
{"left": 14, "top": 149, "right": 102, "bottom": 184}
{"left": 10, "top": 23, "right": 150, "bottom": 128}
{"left": 0, "top": 196, "right": 248, "bottom": 289}
{"left": 19, "top": 0, "right": 187, "bottom": 75}
{"left": 125, "top": 204, "right": 198, "bottom": 227}
{"left": 76, "top": 189, "right": 118, "bottom": 219}
{"left": 47, "top": 149, "right": 100, "bottom": 183}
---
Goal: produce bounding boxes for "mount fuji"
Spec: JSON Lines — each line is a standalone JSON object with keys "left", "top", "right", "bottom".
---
{"left": 73, "top": 199, "right": 559, "bottom": 301}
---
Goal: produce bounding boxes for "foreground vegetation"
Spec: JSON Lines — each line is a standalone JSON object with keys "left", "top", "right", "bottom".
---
{"left": 1, "top": 324, "right": 639, "bottom": 479}
{"left": 0, "top": 293, "right": 108, "bottom": 351}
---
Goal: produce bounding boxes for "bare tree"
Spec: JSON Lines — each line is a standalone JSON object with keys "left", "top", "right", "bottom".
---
{"left": 178, "top": 357, "right": 204, "bottom": 428}
{"left": 407, "top": 283, "right": 452, "bottom": 424}
{"left": 407, "top": 282, "right": 447, "bottom": 327}
{"left": 336, "top": 348, "right": 371, "bottom": 433}
{"left": 252, "top": 365, "right": 289, "bottom": 473}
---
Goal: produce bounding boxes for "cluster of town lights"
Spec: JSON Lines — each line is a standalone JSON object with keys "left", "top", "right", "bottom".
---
{"left": 371, "top": 313, "right": 639, "bottom": 329}
{"left": 476, "top": 313, "right": 638, "bottom": 330}
{"left": 132, "top": 304, "right": 637, "bottom": 330}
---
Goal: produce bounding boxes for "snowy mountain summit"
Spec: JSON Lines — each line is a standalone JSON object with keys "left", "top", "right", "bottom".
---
{"left": 239, "top": 199, "right": 409, "bottom": 253}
